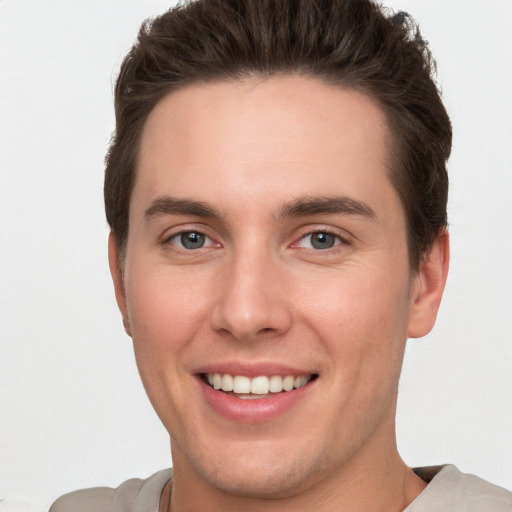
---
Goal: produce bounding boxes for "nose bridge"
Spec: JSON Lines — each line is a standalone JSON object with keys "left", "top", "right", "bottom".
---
{"left": 210, "top": 240, "right": 292, "bottom": 340}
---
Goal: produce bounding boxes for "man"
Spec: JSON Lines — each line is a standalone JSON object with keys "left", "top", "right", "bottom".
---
{"left": 51, "top": 0, "right": 512, "bottom": 510}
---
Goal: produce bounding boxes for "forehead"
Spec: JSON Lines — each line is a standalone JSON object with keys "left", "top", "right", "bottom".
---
{"left": 135, "top": 75, "right": 397, "bottom": 219}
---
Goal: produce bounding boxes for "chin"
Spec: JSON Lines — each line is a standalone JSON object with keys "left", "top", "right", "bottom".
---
{"left": 199, "top": 459, "right": 317, "bottom": 499}
{"left": 176, "top": 434, "right": 333, "bottom": 500}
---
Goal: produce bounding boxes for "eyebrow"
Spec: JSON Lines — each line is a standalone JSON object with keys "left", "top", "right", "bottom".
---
{"left": 144, "top": 194, "right": 376, "bottom": 222}
{"left": 144, "top": 196, "right": 222, "bottom": 221}
{"left": 277, "top": 195, "right": 376, "bottom": 220}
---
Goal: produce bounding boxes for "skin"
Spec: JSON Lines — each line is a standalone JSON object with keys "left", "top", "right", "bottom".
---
{"left": 109, "top": 76, "right": 449, "bottom": 512}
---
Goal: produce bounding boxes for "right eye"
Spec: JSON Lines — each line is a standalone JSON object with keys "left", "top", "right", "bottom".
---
{"left": 167, "top": 231, "right": 214, "bottom": 250}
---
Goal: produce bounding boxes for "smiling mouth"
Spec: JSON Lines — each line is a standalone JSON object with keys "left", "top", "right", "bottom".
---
{"left": 201, "top": 373, "right": 317, "bottom": 399}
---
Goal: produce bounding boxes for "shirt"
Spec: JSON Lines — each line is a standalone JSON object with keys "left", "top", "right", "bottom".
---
{"left": 50, "top": 465, "right": 512, "bottom": 512}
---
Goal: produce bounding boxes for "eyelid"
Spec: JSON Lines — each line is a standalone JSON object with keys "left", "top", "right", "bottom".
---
{"left": 161, "top": 224, "right": 222, "bottom": 250}
{"left": 291, "top": 225, "right": 352, "bottom": 249}
{"left": 168, "top": 231, "right": 216, "bottom": 249}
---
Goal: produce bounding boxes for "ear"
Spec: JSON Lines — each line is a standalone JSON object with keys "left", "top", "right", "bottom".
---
{"left": 108, "top": 232, "right": 132, "bottom": 337}
{"left": 407, "top": 231, "right": 450, "bottom": 339}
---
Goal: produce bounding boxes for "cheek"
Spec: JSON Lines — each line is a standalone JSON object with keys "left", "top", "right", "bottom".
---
{"left": 125, "top": 268, "right": 211, "bottom": 367}
{"left": 300, "top": 266, "right": 411, "bottom": 381}
{"left": 123, "top": 268, "right": 213, "bottom": 426}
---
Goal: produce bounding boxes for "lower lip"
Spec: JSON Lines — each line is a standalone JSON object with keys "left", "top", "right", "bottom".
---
{"left": 199, "top": 378, "right": 315, "bottom": 423}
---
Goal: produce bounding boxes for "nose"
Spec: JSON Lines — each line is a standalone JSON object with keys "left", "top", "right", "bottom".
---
{"left": 210, "top": 249, "right": 293, "bottom": 342}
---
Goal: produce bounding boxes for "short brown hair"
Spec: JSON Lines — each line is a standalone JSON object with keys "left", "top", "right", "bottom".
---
{"left": 105, "top": 0, "right": 451, "bottom": 269}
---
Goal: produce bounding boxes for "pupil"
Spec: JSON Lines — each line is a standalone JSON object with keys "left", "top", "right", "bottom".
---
{"left": 181, "top": 232, "right": 205, "bottom": 249}
{"left": 311, "top": 232, "right": 335, "bottom": 249}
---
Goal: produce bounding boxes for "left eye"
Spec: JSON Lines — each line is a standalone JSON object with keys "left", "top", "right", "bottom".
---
{"left": 297, "top": 232, "right": 342, "bottom": 250}
{"left": 168, "top": 231, "right": 213, "bottom": 250}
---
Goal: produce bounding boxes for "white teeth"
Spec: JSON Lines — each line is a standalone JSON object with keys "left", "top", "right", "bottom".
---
{"left": 206, "top": 373, "right": 313, "bottom": 395}
{"left": 269, "top": 375, "right": 283, "bottom": 393}
{"left": 233, "top": 375, "right": 251, "bottom": 394}
{"left": 294, "top": 376, "right": 308, "bottom": 388}
{"left": 283, "top": 375, "right": 295, "bottom": 391}
{"left": 251, "top": 376, "right": 269, "bottom": 395}
{"left": 221, "top": 374, "right": 233, "bottom": 392}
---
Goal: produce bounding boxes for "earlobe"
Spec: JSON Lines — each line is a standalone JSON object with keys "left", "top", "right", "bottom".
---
{"left": 407, "top": 231, "right": 450, "bottom": 339}
{"left": 108, "top": 232, "right": 132, "bottom": 337}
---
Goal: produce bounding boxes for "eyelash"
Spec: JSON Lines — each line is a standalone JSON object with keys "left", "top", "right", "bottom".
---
{"left": 162, "top": 227, "right": 350, "bottom": 253}
{"left": 164, "top": 230, "right": 218, "bottom": 251}
{"left": 294, "top": 229, "right": 350, "bottom": 251}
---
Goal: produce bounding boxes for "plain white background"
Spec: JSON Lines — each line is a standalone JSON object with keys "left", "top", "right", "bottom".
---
{"left": 1, "top": 1, "right": 511, "bottom": 510}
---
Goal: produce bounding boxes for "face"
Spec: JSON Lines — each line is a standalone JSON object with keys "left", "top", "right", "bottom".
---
{"left": 110, "top": 76, "right": 447, "bottom": 500}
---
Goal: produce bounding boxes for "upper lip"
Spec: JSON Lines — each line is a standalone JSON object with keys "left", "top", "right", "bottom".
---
{"left": 194, "top": 361, "right": 317, "bottom": 378}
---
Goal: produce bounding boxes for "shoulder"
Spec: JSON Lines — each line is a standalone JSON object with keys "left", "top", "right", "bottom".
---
{"left": 409, "top": 465, "right": 512, "bottom": 512}
{"left": 49, "top": 469, "right": 172, "bottom": 512}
